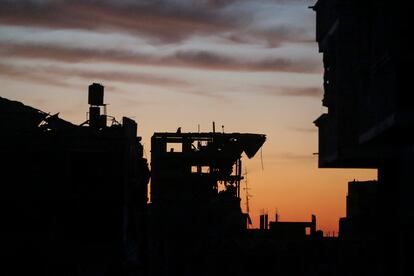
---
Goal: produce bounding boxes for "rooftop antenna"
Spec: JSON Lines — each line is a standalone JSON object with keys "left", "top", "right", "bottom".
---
{"left": 212, "top": 121, "right": 215, "bottom": 133}
{"left": 243, "top": 167, "right": 251, "bottom": 215}
{"left": 243, "top": 168, "right": 252, "bottom": 229}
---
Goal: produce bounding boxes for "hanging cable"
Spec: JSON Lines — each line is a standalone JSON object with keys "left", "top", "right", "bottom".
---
{"left": 260, "top": 146, "right": 264, "bottom": 171}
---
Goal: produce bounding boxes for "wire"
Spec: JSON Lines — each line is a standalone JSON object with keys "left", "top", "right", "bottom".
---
{"left": 260, "top": 147, "right": 264, "bottom": 171}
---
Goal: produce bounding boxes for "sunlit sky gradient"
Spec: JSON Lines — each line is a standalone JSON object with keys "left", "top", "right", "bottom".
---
{"left": 0, "top": 0, "right": 376, "bottom": 233}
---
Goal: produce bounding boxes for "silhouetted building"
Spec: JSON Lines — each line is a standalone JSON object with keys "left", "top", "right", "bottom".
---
{"left": 313, "top": 1, "right": 414, "bottom": 275}
{"left": 0, "top": 84, "right": 150, "bottom": 275}
{"left": 338, "top": 180, "right": 378, "bottom": 276}
{"left": 313, "top": 0, "right": 413, "bottom": 168}
{"left": 269, "top": 215, "right": 317, "bottom": 239}
{"left": 236, "top": 214, "right": 334, "bottom": 276}
{"left": 347, "top": 181, "right": 377, "bottom": 215}
{"left": 149, "top": 131, "right": 266, "bottom": 276}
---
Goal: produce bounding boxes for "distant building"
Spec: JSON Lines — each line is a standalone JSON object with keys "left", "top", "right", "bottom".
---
{"left": 338, "top": 180, "right": 378, "bottom": 276}
{"left": 346, "top": 181, "right": 377, "bottom": 221}
{"left": 269, "top": 214, "right": 318, "bottom": 239}
{"left": 239, "top": 214, "right": 334, "bottom": 276}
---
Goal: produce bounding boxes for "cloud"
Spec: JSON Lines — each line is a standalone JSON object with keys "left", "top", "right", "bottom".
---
{"left": 0, "top": 62, "right": 189, "bottom": 89}
{"left": 0, "top": 0, "right": 314, "bottom": 47}
{"left": 0, "top": 42, "right": 321, "bottom": 73}
{"left": 279, "top": 87, "right": 323, "bottom": 97}
{"left": 0, "top": 0, "right": 320, "bottom": 97}
{"left": 178, "top": 90, "right": 227, "bottom": 100}
{"left": 259, "top": 86, "right": 323, "bottom": 98}
{"left": 254, "top": 26, "right": 314, "bottom": 48}
{"left": 221, "top": 24, "right": 314, "bottom": 48}
{"left": 0, "top": 62, "right": 230, "bottom": 99}
{"left": 0, "top": 62, "right": 77, "bottom": 89}
{"left": 0, "top": 1, "right": 243, "bottom": 44}
{"left": 0, "top": 41, "right": 151, "bottom": 64}
{"left": 288, "top": 126, "right": 318, "bottom": 133}
{"left": 171, "top": 50, "right": 318, "bottom": 72}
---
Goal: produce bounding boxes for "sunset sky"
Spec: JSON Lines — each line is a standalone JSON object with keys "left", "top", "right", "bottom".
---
{"left": 0, "top": 0, "right": 376, "bottom": 233}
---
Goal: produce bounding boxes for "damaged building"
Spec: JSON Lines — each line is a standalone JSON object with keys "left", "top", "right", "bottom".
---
{"left": 149, "top": 131, "right": 266, "bottom": 275}
{"left": 0, "top": 84, "right": 150, "bottom": 275}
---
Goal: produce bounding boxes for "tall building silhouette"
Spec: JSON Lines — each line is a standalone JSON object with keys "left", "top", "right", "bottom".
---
{"left": 313, "top": 1, "right": 414, "bottom": 274}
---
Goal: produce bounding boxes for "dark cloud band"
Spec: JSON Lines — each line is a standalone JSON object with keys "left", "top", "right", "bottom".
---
{"left": 0, "top": 42, "right": 321, "bottom": 73}
{"left": 0, "top": 0, "right": 313, "bottom": 46}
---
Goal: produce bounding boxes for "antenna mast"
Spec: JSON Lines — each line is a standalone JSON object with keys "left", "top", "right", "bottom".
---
{"left": 243, "top": 167, "right": 251, "bottom": 216}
